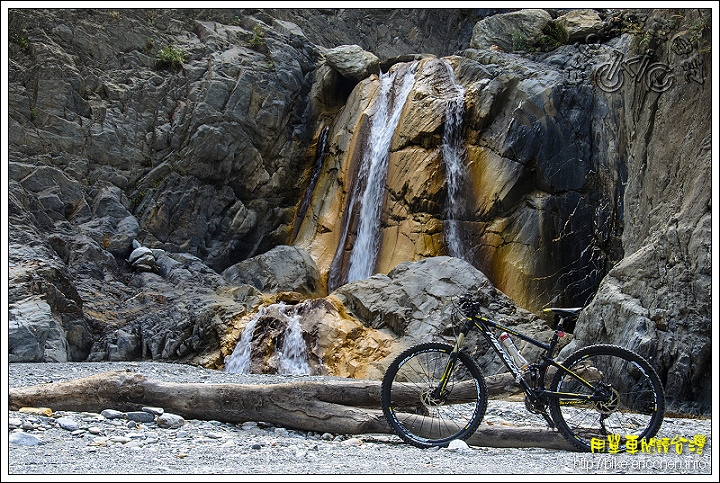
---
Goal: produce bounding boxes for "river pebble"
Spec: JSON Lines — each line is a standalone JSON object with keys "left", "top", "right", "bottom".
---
{"left": 6, "top": 361, "right": 714, "bottom": 477}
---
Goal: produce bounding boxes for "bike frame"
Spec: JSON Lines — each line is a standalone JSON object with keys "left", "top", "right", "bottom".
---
{"left": 444, "top": 311, "right": 609, "bottom": 406}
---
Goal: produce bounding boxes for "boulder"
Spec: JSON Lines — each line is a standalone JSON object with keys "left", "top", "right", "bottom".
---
{"left": 470, "top": 9, "right": 553, "bottom": 51}
{"left": 331, "top": 256, "right": 555, "bottom": 375}
{"left": 127, "top": 245, "right": 157, "bottom": 272}
{"left": 222, "top": 245, "right": 322, "bottom": 296}
{"left": 324, "top": 44, "right": 380, "bottom": 81}
{"left": 555, "top": 9, "right": 603, "bottom": 43}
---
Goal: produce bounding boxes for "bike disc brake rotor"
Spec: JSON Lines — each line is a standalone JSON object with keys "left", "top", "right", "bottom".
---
{"left": 593, "top": 385, "right": 621, "bottom": 414}
{"left": 420, "top": 389, "right": 445, "bottom": 410}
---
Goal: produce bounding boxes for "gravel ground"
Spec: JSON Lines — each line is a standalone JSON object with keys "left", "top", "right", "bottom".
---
{"left": 4, "top": 362, "right": 716, "bottom": 480}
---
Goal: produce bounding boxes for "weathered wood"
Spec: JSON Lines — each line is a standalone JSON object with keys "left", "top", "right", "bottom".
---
{"left": 8, "top": 370, "right": 574, "bottom": 450}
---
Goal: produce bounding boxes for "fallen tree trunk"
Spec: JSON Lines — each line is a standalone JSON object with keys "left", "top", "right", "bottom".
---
{"left": 8, "top": 370, "right": 574, "bottom": 450}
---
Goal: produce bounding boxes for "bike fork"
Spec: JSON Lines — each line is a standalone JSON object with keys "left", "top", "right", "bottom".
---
{"left": 432, "top": 331, "right": 467, "bottom": 400}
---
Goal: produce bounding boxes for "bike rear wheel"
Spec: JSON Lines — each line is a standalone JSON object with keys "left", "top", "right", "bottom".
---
{"left": 548, "top": 344, "right": 665, "bottom": 452}
{"left": 381, "top": 342, "right": 488, "bottom": 448}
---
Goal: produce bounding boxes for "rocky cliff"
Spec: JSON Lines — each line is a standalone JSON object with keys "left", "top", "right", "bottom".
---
{"left": 6, "top": 8, "right": 712, "bottom": 414}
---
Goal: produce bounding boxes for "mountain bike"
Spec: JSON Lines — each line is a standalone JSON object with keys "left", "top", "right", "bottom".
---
{"left": 381, "top": 292, "right": 665, "bottom": 452}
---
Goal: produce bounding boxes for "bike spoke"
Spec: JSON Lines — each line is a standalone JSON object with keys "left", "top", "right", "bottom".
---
{"left": 381, "top": 343, "right": 488, "bottom": 448}
{"left": 550, "top": 345, "right": 664, "bottom": 452}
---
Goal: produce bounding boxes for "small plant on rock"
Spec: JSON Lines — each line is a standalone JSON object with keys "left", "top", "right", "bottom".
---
{"left": 249, "top": 24, "right": 265, "bottom": 49}
{"left": 12, "top": 33, "right": 30, "bottom": 54}
{"left": 536, "top": 22, "right": 564, "bottom": 51}
{"left": 156, "top": 44, "right": 186, "bottom": 71}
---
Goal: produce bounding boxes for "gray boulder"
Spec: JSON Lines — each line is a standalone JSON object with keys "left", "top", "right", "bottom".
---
{"left": 555, "top": 9, "right": 603, "bottom": 43}
{"left": 127, "top": 241, "right": 157, "bottom": 272}
{"left": 9, "top": 433, "right": 43, "bottom": 446}
{"left": 324, "top": 44, "right": 380, "bottom": 81}
{"left": 332, "top": 256, "right": 555, "bottom": 375}
{"left": 223, "top": 245, "right": 321, "bottom": 296}
{"left": 157, "top": 413, "right": 186, "bottom": 429}
{"left": 470, "top": 9, "right": 553, "bottom": 51}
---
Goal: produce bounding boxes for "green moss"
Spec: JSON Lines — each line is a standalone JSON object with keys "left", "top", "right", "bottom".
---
{"left": 511, "top": 29, "right": 530, "bottom": 52}
{"left": 12, "top": 33, "right": 30, "bottom": 54}
{"left": 536, "top": 23, "right": 564, "bottom": 51}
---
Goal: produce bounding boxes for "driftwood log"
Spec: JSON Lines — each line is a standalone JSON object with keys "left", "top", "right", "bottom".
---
{"left": 8, "top": 370, "right": 575, "bottom": 450}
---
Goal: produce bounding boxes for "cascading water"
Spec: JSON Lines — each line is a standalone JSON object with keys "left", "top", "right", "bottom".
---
{"left": 224, "top": 305, "right": 265, "bottom": 374}
{"left": 440, "top": 60, "right": 470, "bottom": 261}
{"left": 276, "top": 305, "right": 311, "bottom": 375}
{"left": 345, "top": 63, "right": 418, "bottom": 283}
{"left": 224, "top": 303, "right": 311, "bottom": 375}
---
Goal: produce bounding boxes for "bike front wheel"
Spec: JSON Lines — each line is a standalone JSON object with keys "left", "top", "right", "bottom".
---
{"left": 381, "top": 342, "right": 488, "bottom": 448}
{"left": 548, "top": 344, "right": 665, "bottom": 452}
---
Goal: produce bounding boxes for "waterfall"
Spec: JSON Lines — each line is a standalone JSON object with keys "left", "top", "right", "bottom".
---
{"left": 224, "top": 305, "right": 265, "bottom": 374}
{"left": 277, "top": 305, "right": 311, "bottom": 375}
{"left": 345, "top": 63, "right": 417, "bottom": 283}
{"left": 441, "top": 60, "right": 470, "bottom": 261}
{"left": 224, "top": 303, "right": 311, "bottom": 375}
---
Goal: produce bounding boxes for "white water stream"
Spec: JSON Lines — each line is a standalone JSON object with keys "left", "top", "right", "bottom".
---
{"left": 224, "top": 303, "right": 311, "bottom": 375}
{"left": 223, "top": 305, "right": 265, "bottom": 374}
{"left": 276, "top": 305, "right": 311, "bottom": 375}
{"left": 440, "top": 60, "right": 470, "bottom": 261}
{"left": 346, "top": 63, "right": 417, "bottom": 283}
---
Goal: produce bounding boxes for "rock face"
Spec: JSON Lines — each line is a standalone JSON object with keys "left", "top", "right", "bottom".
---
{"left": 559, "top": 9, "right": 713, "bottom": 414}
{"left": 6, "top": 8, "right": 712, "bottom": 414}
{"left": 295, "top": 47, "right": 616, "bottom": 312}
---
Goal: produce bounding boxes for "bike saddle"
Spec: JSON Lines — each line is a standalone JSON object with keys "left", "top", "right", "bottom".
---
{"left": 542, "top": 307, "right": 583, "bottom": 319}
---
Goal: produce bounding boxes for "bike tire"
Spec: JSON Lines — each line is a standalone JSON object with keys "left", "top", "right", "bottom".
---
{"left": 381, "top": 342, "right": 488, "bottom": 449}
{"left": 548, "top": 344, "right": 665, "bottom": 452}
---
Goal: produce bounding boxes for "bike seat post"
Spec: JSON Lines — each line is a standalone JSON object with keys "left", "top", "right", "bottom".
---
{"left": 546, "top": 316, "right": 566, "bottom": 356}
